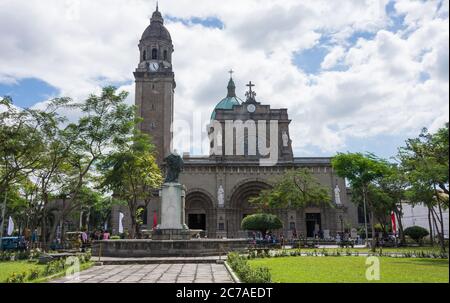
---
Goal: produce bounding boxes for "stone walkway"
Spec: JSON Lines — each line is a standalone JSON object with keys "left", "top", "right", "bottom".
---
{"left": 52, "top": 263, "right": 234, "bottom": 283}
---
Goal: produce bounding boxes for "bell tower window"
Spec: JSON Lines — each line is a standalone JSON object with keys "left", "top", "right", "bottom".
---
{"left": 143, "top": 50, "right": 147, "bottom": 61}
{"left": 163, "top": 50, "right": 168, "bottom": 61}
{"left": 152, "top": 48, "right": 158, "bottom": 60}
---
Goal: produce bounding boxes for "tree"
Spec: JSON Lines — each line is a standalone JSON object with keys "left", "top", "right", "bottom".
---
{"left": 403, "top": 226, "right": 429, "bottom": 244}
{"left": 249, "top": 168, "right": 331, "bottom": 210}
{"left": 88, "top": 196, "right": 123, "bottom": 232}
{"left": 332, "top": 152, "right": 389, "bottom": 250}
{"left": 0, "top": 96, "right": 61, "bottom": 240}
{"left": 241, "top": 213, "right": 283, "bottom": 238}
{"left": 45, "top": 87, "right": 137, "bottom": 244}
{"left": 398, "top": 124, "right": 449, "bottom": 252}
{"left": 99, "top": 132, "right": 162, "bottom": 238}
{"left": 377, "top": 164, "right": 408, "bottom": 243}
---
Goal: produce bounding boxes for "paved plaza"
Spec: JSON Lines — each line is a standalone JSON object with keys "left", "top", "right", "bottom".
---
{"left": 52, "top": 263, "right": 234, "bottom": 283}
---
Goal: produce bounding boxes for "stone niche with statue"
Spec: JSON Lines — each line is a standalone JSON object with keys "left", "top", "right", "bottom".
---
{"left": 92, "top": 152, "right": 249, "bottom": 257}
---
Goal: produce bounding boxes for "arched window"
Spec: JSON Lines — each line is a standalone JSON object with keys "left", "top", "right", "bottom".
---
{"left": 152, "top": 48, "right": 157, "bottom": 60}
{"left": 163, "top": 50, "right": 168, "bottom": 61}
{"left": 143, "top": 50, "right": 146, "bottom": 61}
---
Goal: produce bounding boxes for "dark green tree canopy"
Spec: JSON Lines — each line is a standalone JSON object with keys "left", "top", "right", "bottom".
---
{"left": 241, "top": 213, "right": 283, "bottom": 236}
{"left": 403, "top": 226, "right": 429, "bottom": 243}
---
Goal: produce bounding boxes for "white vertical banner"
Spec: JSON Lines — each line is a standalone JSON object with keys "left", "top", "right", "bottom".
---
{"left": 7, "top": 216, "right": 14, "bottom": 236}
{"left": 118, "top": 212, "right": 124, "bottom": 234}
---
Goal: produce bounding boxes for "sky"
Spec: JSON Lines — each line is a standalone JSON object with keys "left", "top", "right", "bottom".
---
{"left": 0, "top": 0, "right": 448, "bottom": 160}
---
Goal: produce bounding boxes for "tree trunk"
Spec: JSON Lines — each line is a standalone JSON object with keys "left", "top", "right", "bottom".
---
{"left": 41, "top": 207, "right": 47, "bottom": 248}
{"left": 430, "top": 209, "right": 443, "bottom": 250}
{"left": 370, "top": 211, "right": 376, "bottom": 252}
{"left": 128, "top": 201, "right": 137, "bottom": 239}
{"left": 395, "top": 209, "right": 405, "bottom": 244}
{"left": 434, "top": 203, "right": 446, "bottom": 252}
{"left": 437, "top": 203, "right": 446, "bottom": 252}
{"left": 428, "top": 207, "right": 434, "bottom": 245}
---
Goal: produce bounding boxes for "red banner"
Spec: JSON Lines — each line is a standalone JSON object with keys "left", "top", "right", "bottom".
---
{"left": 153, "top": 211, "right": 158, "bottom": 229}
{"left": 391, "top": 211, "right": 397, "bottom": 235}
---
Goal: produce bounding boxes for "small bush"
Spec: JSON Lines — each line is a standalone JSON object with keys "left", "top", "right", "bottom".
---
{"left": 227, "top": 252, "right": 271, "bottom": 283}
{"left": 6, "top": 272, "right": 26, "bottom": 283}
{"left": 404, "top": 226, "right": 429, "bottom": 244}
{"left": 0, "top": 251, "right": 12, "bottom": 261}
{"left": 27, "top": 268, "right": 42, "bottom": 281}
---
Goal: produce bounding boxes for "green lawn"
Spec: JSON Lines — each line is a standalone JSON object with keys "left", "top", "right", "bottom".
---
{"left": 0, "top": 260, "right": 93, "bottom": 283}
{"left": 283, "top": 246, "right": 447, "bottom": 254}
{"left": 0, "top": 261, "right": 45, "bottom": 282}
{"left": 248, "top": 256, "right": 449, "bottom": 283}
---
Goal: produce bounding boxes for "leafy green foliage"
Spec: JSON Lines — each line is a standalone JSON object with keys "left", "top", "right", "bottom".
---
{"left": 1, "top": 87, "right": 147, "bottom": 243}
{"left": 332, "top": 152, "right": 389, "bottom": 189}
{"left": 398, "top": 123, "right": 449, "bottom": 250}
{"left": 249, "top": 168, "right": 331, "bottom": 210}
{"left": 227, "top": 252, "right": 272, "bottom": 283}
{"left": 241, "top": 213, "right": 282, "bottom": 236}
{"left": 98, "top": 132, "right": 162, "bottom": 237}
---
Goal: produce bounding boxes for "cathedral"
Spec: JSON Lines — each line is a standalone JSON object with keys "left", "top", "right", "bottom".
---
{"left": 112, "top": 7, "right": 360, "bottom": 239}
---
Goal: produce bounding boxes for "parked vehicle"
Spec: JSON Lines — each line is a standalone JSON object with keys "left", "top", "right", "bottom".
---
{"left": 1, "top": 236, "right": 27, "bottom": 251}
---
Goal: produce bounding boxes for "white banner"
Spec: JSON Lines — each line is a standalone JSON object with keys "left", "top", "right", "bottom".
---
{"left": 118, "top": 212, "right": 124, "bottom": 234}
{"left": 7, "top": 216, "right": 14, "bottom": 236}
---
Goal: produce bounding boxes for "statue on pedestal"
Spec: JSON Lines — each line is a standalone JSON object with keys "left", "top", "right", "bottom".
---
{"left": 334, "top": 184, "right": 342, "bottom": 205}
{"left": 164, "top": 151, "right": 184, "bottom": 183}
{"left": 218, "top": 185, "right": 225, "bottom": 207}
{"left": 282, "top": 131, "right": 289, "bottom": 147}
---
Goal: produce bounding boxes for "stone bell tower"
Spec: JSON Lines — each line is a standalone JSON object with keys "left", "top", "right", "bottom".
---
{"left": 134, "top": 5, "right": 175, "bottom": 165}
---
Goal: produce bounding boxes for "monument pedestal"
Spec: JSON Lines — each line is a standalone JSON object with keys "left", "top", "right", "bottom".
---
{"left": 152, "top": 182, "right": 190, "bottom": 240}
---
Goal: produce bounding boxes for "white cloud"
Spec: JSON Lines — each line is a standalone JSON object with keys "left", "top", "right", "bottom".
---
{"left": 0, "top": 0, "right": 448, "bottom": 157}
{"left": 321, "top": 46, "right": 345, "bottom": 70}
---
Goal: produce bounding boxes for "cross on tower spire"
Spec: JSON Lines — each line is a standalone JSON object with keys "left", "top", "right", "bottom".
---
{"left": 228, "top": 69, "right": 234, "bottom": 79}
{"left": 245, "top": 81, "right": 256, "bottom": 101}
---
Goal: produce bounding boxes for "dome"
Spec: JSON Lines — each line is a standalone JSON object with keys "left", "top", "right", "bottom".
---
{"left": 210, "top": 78, "right": 242, "bottom": 120}
{"left": 141, "top": 9, "right": 172, "bottom": 42}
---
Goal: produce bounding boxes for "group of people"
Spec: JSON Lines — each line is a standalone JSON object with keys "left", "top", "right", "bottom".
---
{"left": 81, "top": 229, "right": 111, "bottom": 244}
{"left": 250, "top": 232, "right": 285, "bottom": 245}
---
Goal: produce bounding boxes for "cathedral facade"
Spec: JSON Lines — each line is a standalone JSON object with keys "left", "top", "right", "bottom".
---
{"left": 112, "top": 8, "right": 360, "bottom": 239}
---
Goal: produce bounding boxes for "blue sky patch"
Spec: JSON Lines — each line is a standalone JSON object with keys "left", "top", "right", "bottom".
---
{"left": 297, "top": 132, "right": 409, "bottom": 160}
{"left": 348, "top": 31, "right": 376, "bottom": 45}
{"left": 293, "top": 45, "right": 328, "bottom": 74}
{"left": 386, "top": 0, "right": 407, "bottom": 33}
{"left": 166, "top": 15, "right": 224, "bottom": 29}
{"left": 0, "top": 78, "right": 59, "bottom": 108}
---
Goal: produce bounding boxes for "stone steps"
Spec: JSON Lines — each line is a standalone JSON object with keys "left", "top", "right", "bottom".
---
{"left": 91, "top": 256, "right": 226, "bottom": 265}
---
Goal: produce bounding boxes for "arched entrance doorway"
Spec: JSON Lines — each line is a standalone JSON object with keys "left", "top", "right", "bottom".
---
{"left": 229, "top": 180, "right": 271, "bottom": 238}
{"left": 185, "top": 190, "right": 215, "bottom": 238}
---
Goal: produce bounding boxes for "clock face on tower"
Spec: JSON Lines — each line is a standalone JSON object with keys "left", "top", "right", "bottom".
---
{"left": 149, "top": 61, "right": 159, "bottom": 72}
{"left": 247, "top": 104, "right": 256, "bottom": 113}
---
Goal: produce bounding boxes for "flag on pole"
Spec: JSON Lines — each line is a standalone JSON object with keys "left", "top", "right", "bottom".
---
{"left": 7, "top": 216, "right": 14, "bottom": 236}
{"left": 118, "top": 212, "right": 124, "bottom": 234}
{"left": 153, "top": 211, "right": 158, "bottom": 229}
{"left": 391, "top": 211, "right": 397, "bottom": 235}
